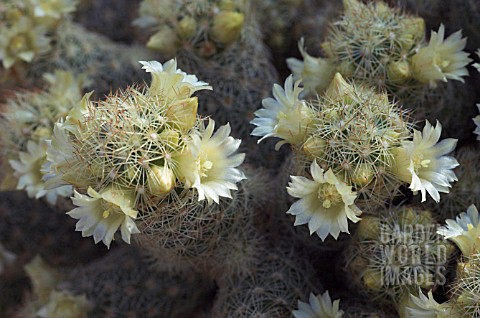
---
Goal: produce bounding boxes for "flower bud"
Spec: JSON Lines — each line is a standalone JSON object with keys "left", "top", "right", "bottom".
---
{"left": 166, "top": 97, "right": 198, "bottom": 132}
{"left": 356, "top": 216, "right": 381, "bottom": 241}
{"left": 178, "top": 17, "right": 196, "bottom": 39}
{"left": 147, "top": 28, "right": 179, "bottom": 55}
{"left": 351, "top": 163, "right": 374, "bottom": 187}
{"left": 147, "top": 165, "right": 175, "bottom": 195}
{"left": 325, "top": 73, "right": 355, "bottom": 103}
{"left": 211, "top": 11, "right": 244, "bottom": 45}
{"left": 302, "top": 136, "right": 326, "bottom": 159}
{"left": 387, "top": 60, "right": 412, "bottom": 83}
{"left": 363, "top": 268, "right": 383, "bottom": 291}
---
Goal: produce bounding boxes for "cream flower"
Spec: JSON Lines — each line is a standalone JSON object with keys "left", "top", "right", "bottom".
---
{"left": 44, "top": 122, "right": 86, "bottom": 190}
{"left": 251, "top": 75, "right": 314, "bottom": 149}
{"left": 27, "top": 0, "right": 78, "bottom": 21}
{"left": 437, "top": 205, "right": 480, "bottom": 256}
{"left": 473, "top": 104, "right": 480, "bottom": 141}
{"left": 411, "top": 24, "right": 471, "bottom": 88}
{"left": 286, "top": 160, "right": 361, "bottom": 241}
{"left": 391, "top": 120, "right": 458, "bottom": 203}
{"left": 37, "top": 290, "right": 89, "bottom": 318}
{"left": 24, "top": 255, "right": 61, "bottom": 304}
{"left": 0, "top": 16, "right": 50, "bottom": 68}
{"left": 287, "top": 38, "right": 336, "bottom": 95}
{"left": 9, "top": 140, "right": 72, "bottom": 205}
{"left": 177, "top": 118, "right": 246, "bottom": 205}
{"left": 139, "top": 59, "right": 212, "bottom": 100}
{"left": 403, "top": 289, "right": 452, "bottom": 318}
{"left": 293, "top": 291, "right": 344, "bottom": 318}
{"left": 68, "top": 186, "right": 140, "bottom": 248}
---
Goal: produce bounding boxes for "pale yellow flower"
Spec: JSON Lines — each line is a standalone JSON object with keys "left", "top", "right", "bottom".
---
{"left": 27, "top": 0, "right": 78, "bottom": 21}
{"left": 473, "top": 104, "right": 480, "bottom": 141}
{"left": 411, "top": 24, "right": 471, "bottom": 88}
{"left": 401, "top": 289, "right": 452, "bottom": 318}
{"left": 139, "top": 59, "right": 212, "bottom": 100}
{"left": 24, "top": 255, "right": 61, "bottom": 304}
{"left": 437, "top": 205, "right": 480, "bottom": 256}
{"left": 9, "top": 140, "right": 72, "bottom": 205}
{"left": 287, "top": 38, "right": 336, "bottom": 94}
{"left": 37, "top": 290, "right": 89, "bottom": 318}
{"left": 286, "top": 160, "right": 361, "bottom": 241}
{"left": 68, "top": 186, "right": 140, "bottom": 248}
{"left": 176, "top": 118, "right": 245, "bottom": 205}
{"left": 251, "top": 75, "right": 315, "bottom": 149}
{"left": 0, "top": 16, "right": 50, "bottom": 68}
{"left": 391, "top": 120, "right": 458, "bottom": 203}
{"left": 293, "top": 291, "right": 344, "bottom": 318}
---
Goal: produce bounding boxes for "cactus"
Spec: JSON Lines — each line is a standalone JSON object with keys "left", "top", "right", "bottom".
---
{"left": 288, "top": 0, "right": 472, "bottom": 112}
{"left": 211, "top": 243, "right": 322, "bottom": 318}
{"left": 134, "top": 0, "right": 247, "bottom": 57}
{"left": 26, "top": 22, "right": 153, "bottom": 97}
{"left": 0, "top": 70, "right": 87, "bottom": 204}
{"left": 423, "top": 145, "right": 480, "bottom": 221}
{"left": 18, "top": 246, "right": 216, "bottom": 318}
{"left": 343, "top": 206, "right": 454, "bottom": 308}
{"left": 450, "top": 253, "right": 480, "bottom": 317}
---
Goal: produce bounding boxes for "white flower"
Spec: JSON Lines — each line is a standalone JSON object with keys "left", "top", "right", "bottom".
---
{"left": 251, "top": 75, "right": 314, "bottom": 149}
{"left": 67, "top": 186, "right": 140, "bottom": 249}
{"left": 391, "top": 120, "right": 458, "bottom": 203}
{"left": 139, "top": 59, "right": 212, "bottom": 100}
{"left": 287, "top": 38, "right": 336, "bottom": 95}
{"left": 286, "top": 160, "right": 361, "bottom": 241}
{"left": 0, "top": 243, "right": 16, "bottom": 275}
{"left": 473, "top": 104, "right": 480, "bottom": 140}
{"left": 437, "top": 205, "right": 480, "bottom": 256}
{"left": 9, "top": 140, "right": 72, "bottom": 205}
{"left": 43, "top": 122, "right": 86, "bottom": 190}
{"left": 411, "top": 24, "right": 471, "bottom": 88}
{"left": 293, "top": 291, "right": 344, "bottom": 318}
{"left": 176, "top": 118, "right": 246, "bottom": 205}
{"left": 403, "top": 289, "right": 452, "bottom": 318}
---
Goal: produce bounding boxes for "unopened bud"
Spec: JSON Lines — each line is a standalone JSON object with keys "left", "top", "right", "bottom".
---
{"left": 211, "top": 11, "right": 244, "bottom": 45}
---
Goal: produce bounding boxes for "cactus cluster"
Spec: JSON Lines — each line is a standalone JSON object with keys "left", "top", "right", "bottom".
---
{"left": 288, "top": 0, "right": 471, "bottom": 97}
{"left": 252, "top": 71, "right": 459, "bottom": 240}
{"left": 134, "top": 0, "right": 246, "bottom": 57}
{"left": 343, "top": 206, "right": 453, "bottom": 312}
{"left": 2, "top": 0, "right": 480, "bottom": 317}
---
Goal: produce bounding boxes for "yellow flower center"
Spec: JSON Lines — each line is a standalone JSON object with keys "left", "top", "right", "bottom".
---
{"left": 10, "top": 34, "right": 29, "bottom": 53}
{"left": 412, "top": 153, "right": 431, "bottom": 172}
{"left": 102, "top": 201, "right": 118, "bottom": 219}
{"left": 434, "top": 53, "right": 450, "bottom": 71}
{"left": 318, "top": 184, "right": 342, "bottom": 209}
{"left": 197, "top": 151, "right": 213, "bottom": 178}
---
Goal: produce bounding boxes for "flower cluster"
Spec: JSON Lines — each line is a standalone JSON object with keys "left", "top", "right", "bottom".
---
{"left": 293, "top": 291, "right": 344, "bottom": 318}
{"left": 287, "top": 0, "right": 471, "bottom": 96}
{"left": 0, "top": 0, "right": 78, "bottom": 68}
{"left": 0, "top": 70, "right": 86, "bottom": 204}
{"left": 133, "top": 0, "right": 245, "bottom": 57}
{"left": 252, "top": 72, "right": 458, "bottom": 240}
{"left": 344, "top": 206, "right": 453, "bottom": 306}
{"left": 45, "top": 59, "right": 246, "bottom": 248}
{"left": 437, "top": 205, "right": 480, "bottom": 256}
